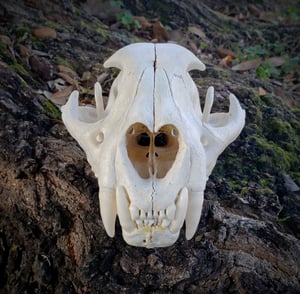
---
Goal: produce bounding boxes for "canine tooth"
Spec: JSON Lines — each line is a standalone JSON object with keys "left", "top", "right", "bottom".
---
{"left": 116, "top": 186, "right": 135, "bottom": 233}
{"left": 169, "top": 187, "right": 188, "bottom": 234}
{"left": 99, "top": 187, "right": 117, "bottom": 237}
{"left": 166, "top": 204, "right": 176, "bottom": 220}
{"left": 185, "top": 191, "right": 204, "bottom": 240}
{"left": 129, "top": 205, "right": 139, "bottom": 220}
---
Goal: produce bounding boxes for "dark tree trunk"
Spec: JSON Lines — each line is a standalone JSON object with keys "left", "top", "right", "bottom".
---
{"left": 0, "top": 0, "right": 299, "bottom": 293}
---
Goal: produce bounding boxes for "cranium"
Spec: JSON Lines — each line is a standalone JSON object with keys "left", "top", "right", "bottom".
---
{"left": 61, "top": 43, "right": 245, "bottom": 248}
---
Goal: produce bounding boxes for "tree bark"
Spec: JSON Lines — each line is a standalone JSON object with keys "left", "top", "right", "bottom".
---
{"left": 0, "top": 0, "right": 299, "bottom": 293}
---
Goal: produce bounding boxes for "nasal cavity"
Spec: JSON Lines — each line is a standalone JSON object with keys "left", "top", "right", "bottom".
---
{"left": 126, "top": 123, "right": 179, "bottom": 179}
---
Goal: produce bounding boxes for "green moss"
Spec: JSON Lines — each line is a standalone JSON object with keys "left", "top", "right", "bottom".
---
{"left": 43, "top": 99, "right": 61, "bottom": 119}
{"left": 10, "top": 63, "right": 29, "bottom": 75}
{"left": 55, "top": 56, "right": 74, "bottom": 69}
{"left": 248, "top": 134, "right": 295, "bottom": 173}
{"left": 14, "top": 26, "right": 31, "bottom": 38}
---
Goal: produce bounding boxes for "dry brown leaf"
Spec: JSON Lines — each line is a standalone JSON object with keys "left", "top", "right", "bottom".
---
{"left": 57, "top": 65, "right": 79, "bottom": 78}
{"left": 188, "top": 40, "right": 198, "bottom": 54}
{"left": 51, "top": 86, "right": 74, "bottom": 105}
{"left": 266, "top": 56, "right": 286, "bottom": 67}
{"left": 168, "top": 29, "right": 185, "bottom": 42}
{"left": 32, "top": 27, "right": 57, "bottom": 40}
{"left": 134, "top": 16, "right": 151, "bottom": 29}
{"left": 153, "top": 21, "right": 168, "bottom": 42}
{"left": 57, "top": 72, "right": 77, "bottom": 85}
{"left": 188, "top": 26, "right": 206, "bottom": 39}
{"left": 219, "top": 55, "right": 233, "bottom": 67}
{"left": 18, "top": 44, "right": 30, "bottom": 58}
{"left": 258, "top": 87, "right": 266, "bottom": 96}
{"left": 232, "top": 58, "right": 262, "bottom": 71}
{"left": 82, "top": 71, "right": 92, "bottom": 82}
{"left": 0, "top": 35, "right": 12, "bottom": 46}
{"left": 217, "top": 48, "right": 236, "bottom": 58}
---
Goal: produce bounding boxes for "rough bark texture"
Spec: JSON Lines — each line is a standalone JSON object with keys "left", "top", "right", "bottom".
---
{"left": 0, "top": 0, "right": 299, "bottom": 293}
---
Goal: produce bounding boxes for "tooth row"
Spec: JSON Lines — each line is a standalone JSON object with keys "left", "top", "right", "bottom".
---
{"left": 101, "top": 186, "right": 203, "bottom": 244}
{"left": 129, "top": 204, "right": 176, "bottom": 228}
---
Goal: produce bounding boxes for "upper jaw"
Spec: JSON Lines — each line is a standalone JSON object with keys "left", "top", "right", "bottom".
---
{"left": 116, "top": 186, "right": 188, "bottom": 248}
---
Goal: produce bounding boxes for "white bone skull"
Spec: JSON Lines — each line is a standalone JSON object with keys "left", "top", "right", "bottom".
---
{"left": 61, "top": 43, "right": 245, "bottom": 248}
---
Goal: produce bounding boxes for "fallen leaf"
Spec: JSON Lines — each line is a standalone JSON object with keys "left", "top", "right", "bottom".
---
{"left": 258, "top": 87, "right": 266, "bottom": 96}
{"left": 134, "top": 16, "right": 151, "bottom": 29}
{"left": 57, "top": 65, "right": 79, "bottom": 78}
{"left": 32, "top": 27, "right": 57, "bottom": 40}
{"left": 153, "top": 21, "right": 168, "bottom": 42}
{"left": 51, "top": 86, "right": 74, "bottom": 105}
{"left": 29, "top": 55, "right": 54, "bottom": 80}
{"left": 217, "top": 48, "right": 236, "bottom": 58}
{"left": 187, "top": 40, "right": 198, "bottom": 54}
{"left": 168, "top": 29, "right": 185, "bottom": 42}
{"left": 57, "top": 72, "right": 78, "bottom": 85}
{"left": 232, "top": 58, "right": 262, "bottom": 71}
{"left": 219, "top": 55, "right": 233, "bottom": 67}
{"left": 266, "top": 56, "right": 286, "bottom": 67}
{"left": 82, "top": 71, "right": 92, "bottom": 82}
{"left": 0, "top": 35, "right": 12, "bottom": 46}
{"left": 18, "top": 44, "right": 30, "bottom": 58}
{"left": 188, "top": 26, "right": 206, "bottom": 39}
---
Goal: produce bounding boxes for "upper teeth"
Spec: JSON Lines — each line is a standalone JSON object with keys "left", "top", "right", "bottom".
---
{"left": 116, "top": 186, "right": 188, "bottom": 235}
{"left": 99, "top": 185, "right": 203, "bottom": 247}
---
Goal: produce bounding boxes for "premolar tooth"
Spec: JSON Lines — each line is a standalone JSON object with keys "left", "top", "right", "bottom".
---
{"left": 116, "top": 186, "right": 135, "bottom": 233}
{"left": 99, "top": 187, "right": 117, "bottom": 237}
{"left": 185, "top": 191, "right": 204, "bottom": 240}
{"left": 169, "top": 187, "right": 188, "bottom": 234}
{"left": 166, "top": 204, "right": 176, "bottom": 220}
{"left": 129, "top": 205, "right": 139, "bottom": 220}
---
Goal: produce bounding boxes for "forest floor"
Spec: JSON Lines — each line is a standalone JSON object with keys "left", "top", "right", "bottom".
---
{"left": 0, "top": 0, "right": 300, "bottom": 293}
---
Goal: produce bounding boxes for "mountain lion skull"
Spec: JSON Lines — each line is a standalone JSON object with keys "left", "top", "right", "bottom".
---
{"left": 61, "top": 43, "right": 245, "bottom": 248}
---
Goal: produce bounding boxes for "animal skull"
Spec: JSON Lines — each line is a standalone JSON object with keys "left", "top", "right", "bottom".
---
{"left": 61, "top": 43, "right": 245, "bottom": 248}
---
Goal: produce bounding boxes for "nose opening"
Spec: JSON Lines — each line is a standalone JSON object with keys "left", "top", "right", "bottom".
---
{"left": 126, "top": 123, "right": 179, "bottom": 179}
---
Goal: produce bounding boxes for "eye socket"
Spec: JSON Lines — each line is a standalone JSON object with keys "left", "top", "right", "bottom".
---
{"left": 154, "top": 133, "right": 168, "bottom": 147}
{"left": 137, "top": 132, "right": 150, "bottom": 146}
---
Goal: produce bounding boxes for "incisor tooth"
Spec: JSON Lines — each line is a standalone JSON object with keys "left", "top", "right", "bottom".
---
{"left": 169, "top": 187, "right": 188, "bottom": 233}
{"left": 158, "top": 210, "right": 166, "bottom": 221}
{"left": 99, "top": 187, "right": 117, "bottom": 237}
{"left": 140, "top": 209, "right": 146, "bottom": 219}
{"left": 185, "top": 191, "right": 204, "bottom": 240}
{"left": 116, "top": 186, "right": 135, "bottom": 233}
